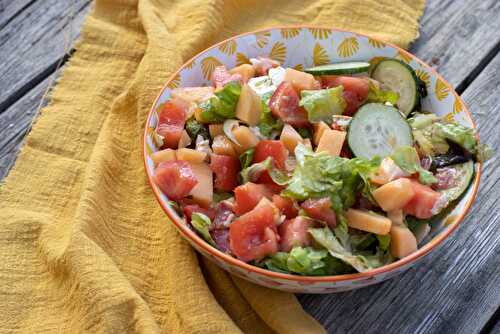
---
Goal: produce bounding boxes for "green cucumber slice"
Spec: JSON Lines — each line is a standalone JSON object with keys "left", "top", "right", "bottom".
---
{"left": 371, "top": 59, "right": 419, "bottom": 116}
{"left": 304, "top": 62, "right": 370, "bottom": 75}
{"left": 347, "top": 103, "right": 413, "bottom": 159}
{"left": 439, "top": 160, "right": 474, "bottom": 202}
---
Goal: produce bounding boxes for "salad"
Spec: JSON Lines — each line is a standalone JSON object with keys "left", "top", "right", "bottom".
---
{"left": 150, "top": 56, "right": 492, "bottom": 276}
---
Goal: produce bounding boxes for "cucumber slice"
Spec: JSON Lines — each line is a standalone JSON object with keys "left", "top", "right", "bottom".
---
{"left": 371, "top": 59, "right": 419, "bottom": 116}
{"left": 304, "top": 62, "right": 370, "bottom": 75}
{"left": 439, "top": 160, "right": 474, "bottom": 202}
{"left": 348, "top": 103, "right": 413, "bottom": 159}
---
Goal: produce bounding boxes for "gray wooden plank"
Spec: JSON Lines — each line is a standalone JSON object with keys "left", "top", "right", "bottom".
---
{"left": 299, "top": 50, "right": 500, "bottom": 334}
{"left": 410, "top": 0, "right": 500, "bottom": 90}
{"left": 0, "top": 0, "right": 90, "bottom": 112}
{"left": 0, "top": 73, "right": 55, "bottom": 180}
{"left": 0, "top": 0, "right": 35, "bottom": 30}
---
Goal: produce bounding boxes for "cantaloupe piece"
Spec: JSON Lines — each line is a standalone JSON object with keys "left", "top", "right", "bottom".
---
{"left": 313, "top": 121, "right": 330, "bottom": 145}
{"left": 178, "top": 130, "right": 191, "bottom": 148}
{"left": 229, "top": 64, "right": 255, "bottom": 83}
{"left": 315, "top": 129, "right": 346, "bottom": 157}
{"left": 283, "top": 68, "right": 316, "bottom": 92}
{"left": 387, "top": 209, "right": 404, "bottom": 226}
{"left": 303, "top": 138, "right": 313, "bottom": 150}
{"left": 280, "top": 124, "right": 303, "bottom": 153}
{"left": 171, "top": 86, "right": 214, "bottom": 103}
{"left": 151, "top": 149, "right": 176, "bottom": 166}
{"left": 176, "top": 148, "right": 207, "bottom": 163}
{"left": 209, "top": 124, "right": 224, "bottom": 139}
{"left": 188, "top": 162, "right": 213, "bottom": 207}
{"left": 372, "top": 178, "right": 415, "bottom": 212}
{"left": 345, "top": 209, "right": 391, "bottom": 235}
{"left": 232, "top": 126, "right": 259, "bottom": 154}
{"left": 212, "top": 135, "right": 238, "bottom": 157}
{"left": 390, "top": 225, "right": 417, "bottom": 258}
{"left": 236, "top": 84, "right": 262, "bottom": 126}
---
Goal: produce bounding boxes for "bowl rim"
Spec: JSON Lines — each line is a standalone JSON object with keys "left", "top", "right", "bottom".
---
{"left": 142, "top": 24, "right": 481, "bottom": 283}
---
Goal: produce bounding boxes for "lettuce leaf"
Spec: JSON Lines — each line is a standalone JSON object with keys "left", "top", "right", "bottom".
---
{"left": 262, "top": 246, "right": 353, "bottom": 276}
{"left": 258, "top": 96, "right": 283, "bottom": 138}
{"left": 434, "top": 122, "right": 477, "bottom": 153}
{"left": 185, "top": 117, "right": 210, "bottom": 141}
{"left": 391, "top": 146, "right": 437, "bottom": 185}
{"left": 197, "top": 82, "right": 241, "bottom": 122}
{"left": 191, "top": 213, "right": 216, "bottom": 247}
{"left": 366, "top": 80, "right": 399, "bottom": 104}
{"left": 299, "top": 87, "right": 346, "bottom": 123}
{"left": 376, "top": 234, "right": 391, "bottom": 251}
{"left": 239, "top": 157, "right": 289, "bottom": 185}
{"left": 239, "top": 148, "right": 255, "bottom": 170}
{"left": 282, "top": 144, "right": 380, "bottom": 214}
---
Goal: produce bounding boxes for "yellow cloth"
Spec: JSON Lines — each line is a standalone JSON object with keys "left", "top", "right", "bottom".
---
{"left": 0, "top": 0, "right": 424, "bottom": 332}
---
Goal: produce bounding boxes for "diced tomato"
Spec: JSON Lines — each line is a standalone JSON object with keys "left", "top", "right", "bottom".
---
{"left": 211, "top": 66, "right": 242, "bottom": 89}
{"left": 279, "top": 216, "right": 315, "bottom": 252}
{"left": 157, "top": 98, "right": 188, "bottom": 148}
{"left": 210, "top": 154, "right": 240, "bottom": 192}
{"left": 321, "top": 76, "right": 370, "bottom": 116}
{"left": 269, "top": 82, "right": 309, "bottom": 127}
{"left": 403, "top": 179, "right": 440, "bottom": 219}
{"left": 154, "top": 160, "right": 198, "bottom": 200}
{"left": 272, "top": 195, "right": 299, "bottom": 219}
{"left": 229, "top": 199, "right": 280, "bottom": 261}
{"left": 182, "top": 204, "right": 216, "bottom": 222}
{"left": 301, "top": 197, "right": 337, "bottom": 227}
{"left": 234, "top": 182, "right": 275, "bottom": 215}
{"left": 251, "top": 56, "right": 280, "bottom": 76}
{"left": 253, "top": 140, "right": 288, "bottom": 183}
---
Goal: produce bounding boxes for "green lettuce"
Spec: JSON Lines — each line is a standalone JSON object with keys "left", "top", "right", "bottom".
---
{"left": 191, "top": 213, "right": 215, "bottom": 247}
{"left": 309, "top": 227, "right": 392, "bottom": 272}
{"left": 282, "top": 144, "right": 380, "bottom": 214}
{"left": 198, "top": 82, "right": 241, "bottom": 122}
{"left": 434, "top": 122, "right": 477, "bottom": 153}
{"left": 376, "top": 234, "right": 391, "bottom": 251}
{"left": 185, "top": 117, "right": 210, "bottom": 141}
{"left": 262, "top": 246, "right": 353, "bottom": 276}
{"left": 239, "top": 157, "right": 289, "bottom": 185}
{"left": 258, "top": 94, "right": 283, "bottom": 137}
{"left": 366, "top": 80, "right": 399, "bottom": 104}
{"left": 391, "top": 146, "right": 437, "bottom": 185}
{"left": 239, "top": 148, "right": 255, "bottom": 170}
{"left": 299, "top": 87, "right": 346, "bottom": 123}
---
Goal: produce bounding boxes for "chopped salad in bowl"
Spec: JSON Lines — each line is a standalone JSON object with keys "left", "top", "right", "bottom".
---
{"left": 149, "top": 56, "right": 491, "bottom": 276}
{"left": 144, "top": 28, "right": 492, "bottom": 289}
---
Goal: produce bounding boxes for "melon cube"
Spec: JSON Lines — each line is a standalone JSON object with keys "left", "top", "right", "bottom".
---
{"left": 188, "top": 162, "right": 213, "bottom": 207}
{"left": 151, "top": 149, "right": 176, "bottom": 166}
{"left": 345, "top": 209, "right": 391, "bottom": 235}
{"left": 315, "top": 129, "right": 346, "bottom": 157}
{"left": 390, "top": 225, "right": 417, "bottom": 258}
{"left": 232, "top": 126, "right": 259, "bottom": 154}
{"left": 176, "top": 148, "right": 207, "bottom": 164}
{"left": 280, "top": 124, "right": 303, "bottom": 153}
{"left": 372, "top": 178, "right": 415, "bottom": 212}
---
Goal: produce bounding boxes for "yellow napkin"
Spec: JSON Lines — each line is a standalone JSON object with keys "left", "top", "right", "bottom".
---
{"left": 0, "top": 0, "right": 424, "bottom": 332}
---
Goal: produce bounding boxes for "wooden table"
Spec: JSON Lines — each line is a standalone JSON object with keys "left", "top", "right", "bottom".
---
{"left": 0, "top": 1, "right": 498, "bottom": 333}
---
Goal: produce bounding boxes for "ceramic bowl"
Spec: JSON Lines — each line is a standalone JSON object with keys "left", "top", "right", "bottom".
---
{"left": 143, "top": 26, "right": 481, "bottom": 293}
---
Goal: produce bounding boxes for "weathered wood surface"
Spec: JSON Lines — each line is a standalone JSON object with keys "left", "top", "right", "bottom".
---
{"left": 299, "top": 50, "right": 500, "bottom": 334}
{"left": 0, "top": 0, "right": 499, "bottom": 333}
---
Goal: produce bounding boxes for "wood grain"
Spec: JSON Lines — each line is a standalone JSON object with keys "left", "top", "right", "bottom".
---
{"left": 410, "top": 0, "right": 500, "bottom": 89}
{"left": 299, "top": 51, "right": 500, "bottom": 334}
{"left": 0, "top": 0, "right": 90, "bottom": 112}
{"left": 0, "top": 0, "right": 36, "bottom": 30}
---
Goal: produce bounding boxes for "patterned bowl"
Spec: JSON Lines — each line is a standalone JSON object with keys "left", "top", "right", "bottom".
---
{"left": 143, "top": 26, "right": 481, "bottom": 293}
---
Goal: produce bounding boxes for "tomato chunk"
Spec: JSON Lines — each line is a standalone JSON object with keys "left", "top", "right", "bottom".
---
{"left": 182, "top": 204, "right": 216, "bottom": 222}
{"left": 403, "top": 179, "right": 440, "bottom": 219}
{"left": 229, "top": 198, "right": 280, "bottom": 261}
{"left": 234, "top": 182, "right": 275, "bottom": 215}
{"left": 272, "top": 195, "right": 299, "bottom": 219}
{"left": 253, "top": 140, "right": 288, "bottom": 183}
{"left": 157, "top": 98, "right": 189, "bottom": 148}
{"left": 269, "top": 82, "right": 309, "bottom": 127}
{"left": 301, "top": 197, "right": 337, "bottom": 227}
{"left": 321, "top": 76, "right": 369, "bottom": 116}
{"left": 210, "top": 154, "right": 240, "bottom": 192}
{"left": 154, "top": 161, "right": 198, "bottom": 200}
{"left": 279, "top": 216, "right": 315, "bottom": 252}
{"left": 211, "top": 66, "right": 242, "bottom": 89}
